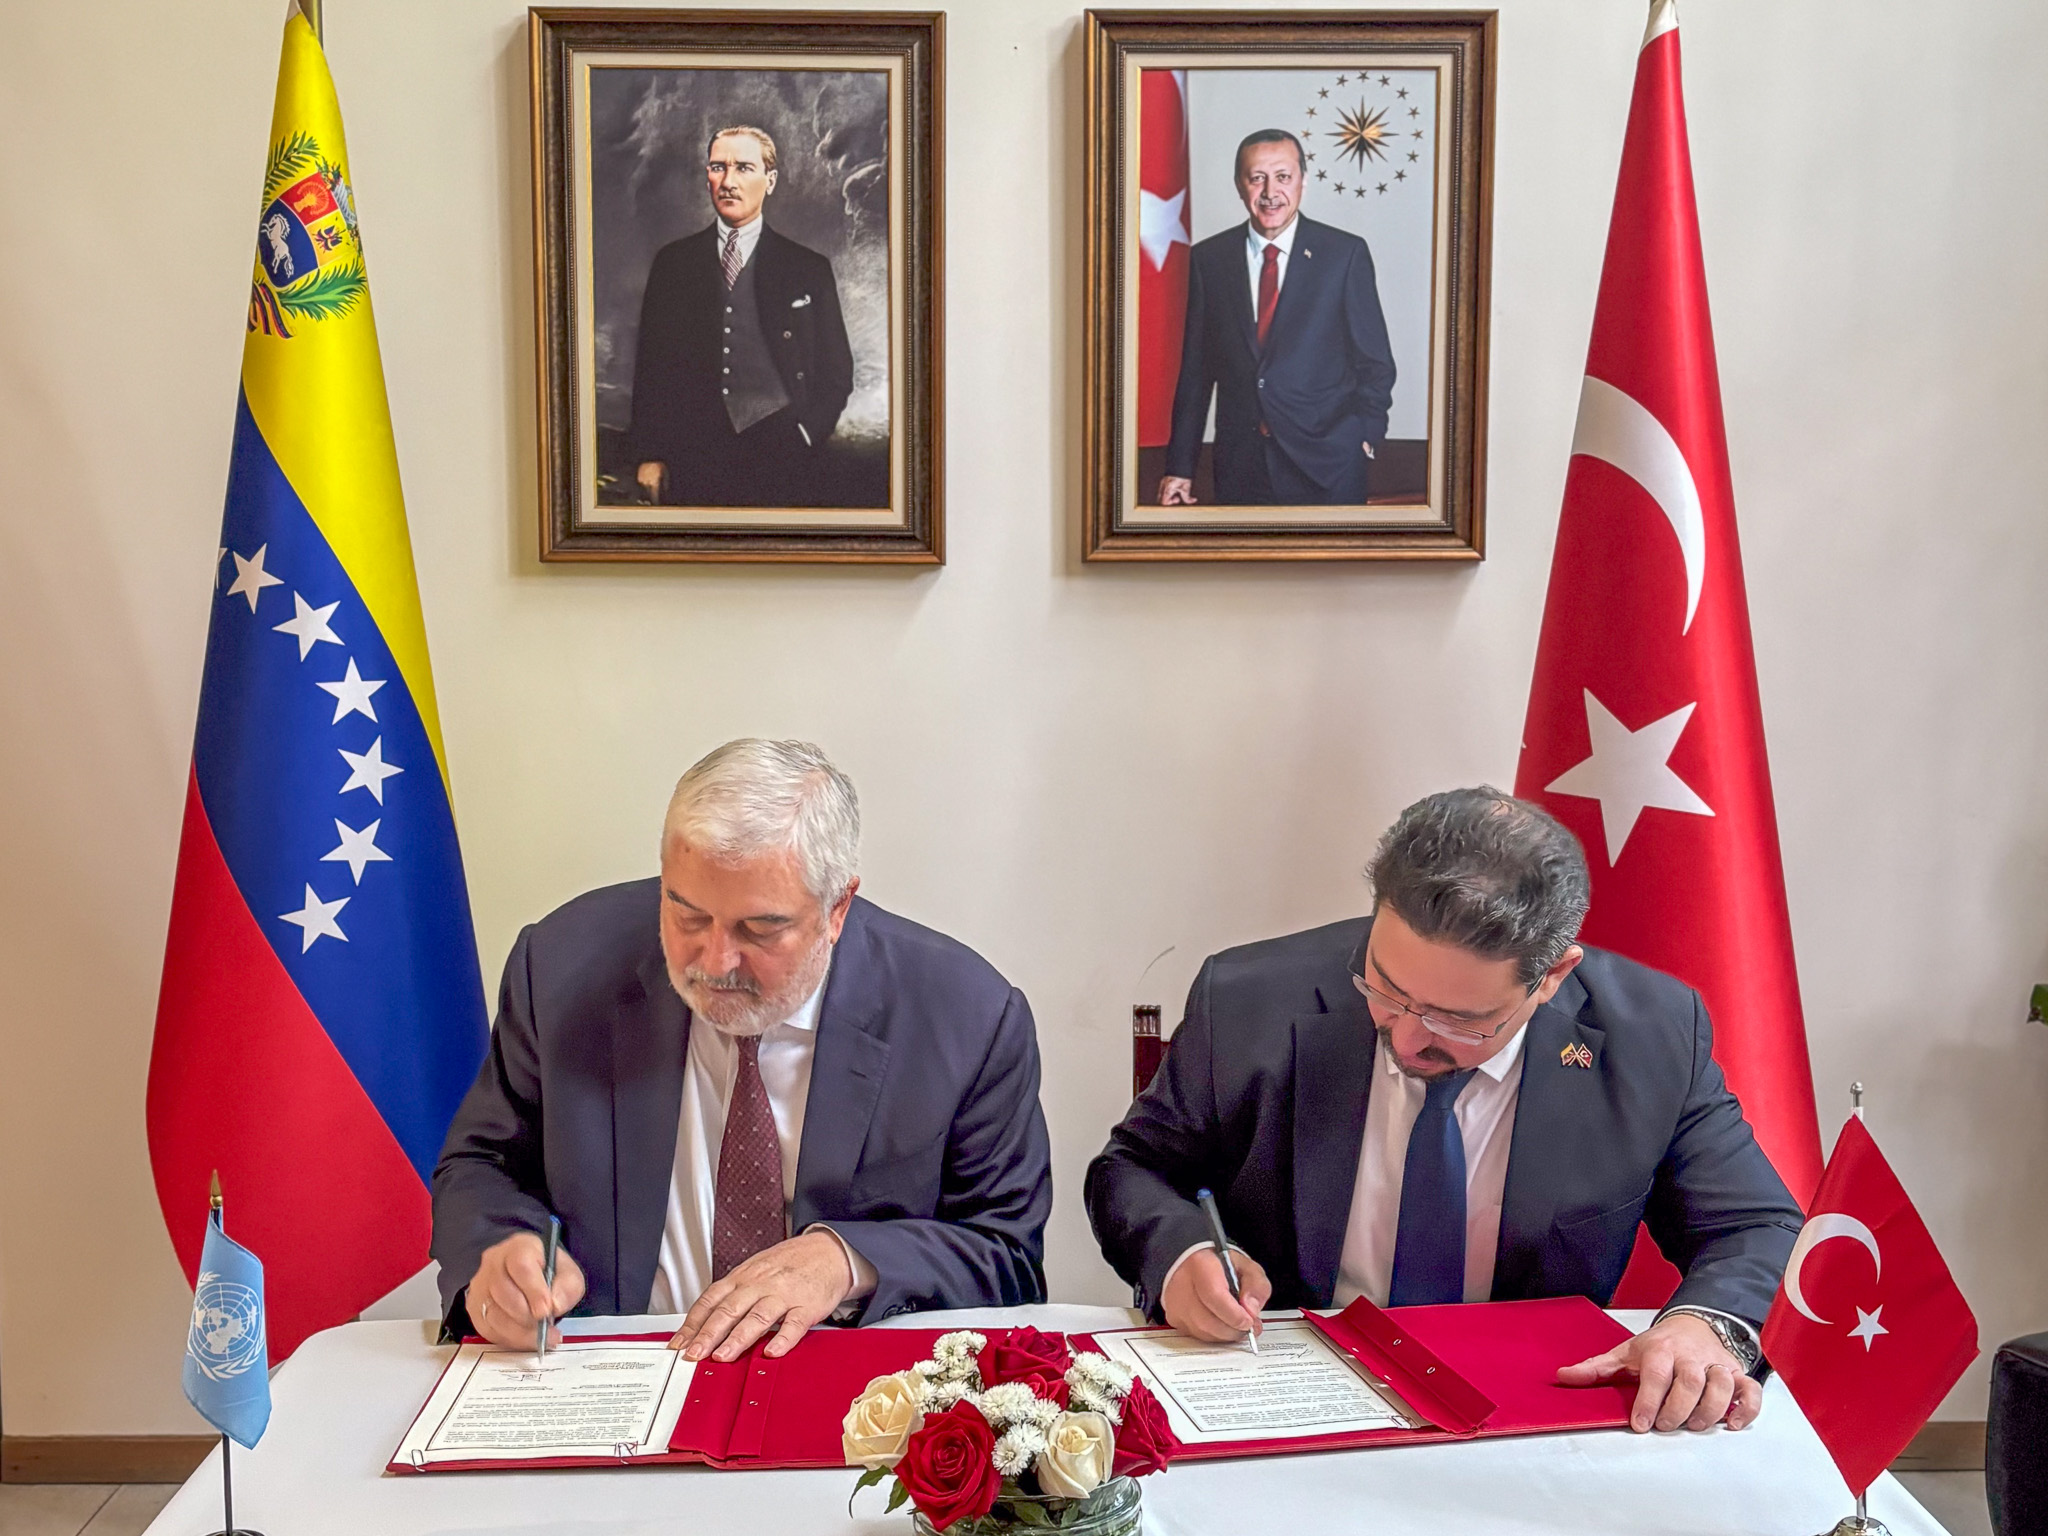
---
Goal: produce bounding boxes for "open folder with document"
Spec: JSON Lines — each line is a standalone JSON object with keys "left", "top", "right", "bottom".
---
{"left": 388, "top": 1295, "right": 1639, "bottom": 1474}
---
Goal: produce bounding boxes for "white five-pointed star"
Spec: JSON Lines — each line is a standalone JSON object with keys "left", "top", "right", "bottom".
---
{"left": 322, "top": 818, "right": 392, "bottom": 884}
{"left": 1138, "top": 188, "right": 1190, "bottom": 270}
{"left": 316, "top": 658, "right": 386, "bottom": 724}
{"left": 339, "top": 736, "right": 404, "bottom": 803}
{"left": 225, "top": 545, "right": 285, "bottom": 613}
{"left": 274, "top": 592, "right": 343, "bottom": 660}
{"left": 1545, "top": 690, "right": 1714, "bottom": 863}
{"left": 279, "top": 884, "right": 349, "bottom": 952}
{"left": 1847, "top": 1306, "right": 1888, "bottom": 1350}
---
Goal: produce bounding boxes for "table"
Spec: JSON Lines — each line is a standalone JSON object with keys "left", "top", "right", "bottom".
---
{"left": 141, "top": 1306, "right": 1955, "bottom": 1536}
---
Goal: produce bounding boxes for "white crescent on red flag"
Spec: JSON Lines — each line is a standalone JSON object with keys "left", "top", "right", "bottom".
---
{"left": 1137, "top": 69, "right": 1190, "bottom": 448}
{"left": 1512, "top": 0, "right": 1823, "bottom": 1301}
{"left": 1762, "top": 1116, "right": 1977, "bottom": 1497}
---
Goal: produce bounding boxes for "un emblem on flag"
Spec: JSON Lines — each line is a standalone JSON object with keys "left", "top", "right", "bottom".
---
{"left": 187, "top": 1271, "right": 266, "bottom": 1383}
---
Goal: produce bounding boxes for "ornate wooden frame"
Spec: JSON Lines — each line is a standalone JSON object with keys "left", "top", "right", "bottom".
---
{"left": 532, "top": 9, "right": 944, "bottom": 562}
{"left": 1083, "top": 10, "right": 1495, "bottom": 561}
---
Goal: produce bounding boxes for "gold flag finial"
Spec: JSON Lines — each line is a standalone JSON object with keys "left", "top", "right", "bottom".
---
{"left": 209, "top": 1169, "right": 224, "bottom": 1212}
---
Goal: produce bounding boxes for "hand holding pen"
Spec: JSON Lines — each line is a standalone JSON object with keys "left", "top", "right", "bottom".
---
{"left": 537, "top": 1216, "right": 562, "bottom": 1359}
{"left": 1196, "top": 1187, "right": 1253, "bottom": 1359}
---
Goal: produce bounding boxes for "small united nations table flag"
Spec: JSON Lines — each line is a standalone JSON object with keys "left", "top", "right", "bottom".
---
{"left": 184, "top": 1174, "right": 270, "bottom": 1536}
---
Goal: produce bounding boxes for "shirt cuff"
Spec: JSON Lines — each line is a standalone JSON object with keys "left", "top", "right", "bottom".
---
{"left": 1158, "top": 1240, "right": 1249, "bottom": 1301}
{"left": 804, "top": 1223, "right": 878, "bottom": 1317}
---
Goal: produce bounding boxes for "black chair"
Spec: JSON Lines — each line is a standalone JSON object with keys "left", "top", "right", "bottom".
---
{"left": 1988, "top": 1332, "right": 2048, "bottom": 1535}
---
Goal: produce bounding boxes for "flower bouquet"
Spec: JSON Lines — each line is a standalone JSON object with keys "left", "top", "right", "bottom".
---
{"left": 843, "top": 1328, "right": 1179, "bottom": 1534}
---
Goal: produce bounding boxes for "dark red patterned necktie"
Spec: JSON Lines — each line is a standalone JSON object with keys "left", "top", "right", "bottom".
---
{"left": 1256, "top": 241, "right": 1281, "bottom": 347}
{"left": 712, "top": 1036, "right": 784, "bottom": 1279}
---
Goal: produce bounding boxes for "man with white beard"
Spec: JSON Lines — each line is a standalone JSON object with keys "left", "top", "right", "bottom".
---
{"left": 432, "top": 739, "right": 1052, "bottom": 1363}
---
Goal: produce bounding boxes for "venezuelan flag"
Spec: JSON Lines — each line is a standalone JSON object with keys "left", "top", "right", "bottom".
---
{"left": 148, "top": 9, "right": 486, "bottom": 1360}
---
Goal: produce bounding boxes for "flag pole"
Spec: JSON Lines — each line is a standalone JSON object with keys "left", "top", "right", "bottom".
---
{"left": 205, "top": 1173, "right": 265, "bottom": 1536}
{"left": 1810, "top": 1084, "right": 1889, "bottom": 1536}
{"left": 299, "top": 0, "right": 322, "bottom": 43}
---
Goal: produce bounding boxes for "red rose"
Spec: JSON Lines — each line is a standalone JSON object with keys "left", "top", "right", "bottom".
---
{"left": 1111, "top": 1377, "right": 1180, "bottom": 1479}
{"left": 978, "top": 1327, "right": 1073, "bottom": 1405}
{"left": 895, "top": 1401, "right": 1000, "bottom": 1531}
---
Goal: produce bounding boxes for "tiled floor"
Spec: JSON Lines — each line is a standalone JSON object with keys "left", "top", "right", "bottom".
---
{"left": 1896, "top": 1471, "right": 1993, "bottom": 1536}
{"left": 0, "top": 1473, "right": 1996, "bottom": 1535}
{"left": 0, "top": 1484, "right": 176, "bottom": 1536}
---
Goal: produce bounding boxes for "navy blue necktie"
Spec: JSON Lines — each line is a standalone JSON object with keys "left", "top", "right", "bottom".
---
{"left": 1388, "top": 1069, "right": 1477, "bottom": 1306}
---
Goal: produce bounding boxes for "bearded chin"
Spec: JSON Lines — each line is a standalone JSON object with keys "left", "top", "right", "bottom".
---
{"left": 670, "top": 934, "right": 832, "bottom": 1038}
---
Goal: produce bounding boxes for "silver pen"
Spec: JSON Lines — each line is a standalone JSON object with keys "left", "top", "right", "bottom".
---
{"left": 1195, "top": 1188, "right": 1259, "bottom": 1355}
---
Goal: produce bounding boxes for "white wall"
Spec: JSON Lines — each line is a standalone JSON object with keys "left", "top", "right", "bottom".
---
{"left": 2, "top": 0, "right": 2044, "bottom": 1437}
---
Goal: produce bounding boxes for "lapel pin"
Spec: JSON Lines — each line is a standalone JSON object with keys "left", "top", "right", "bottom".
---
{"left": 1559, "top": 1042, "right": 1593, "bottom": 1070}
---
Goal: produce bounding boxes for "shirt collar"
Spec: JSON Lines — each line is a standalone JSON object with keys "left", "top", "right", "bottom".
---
{"left": 1246, "top": 216, "right": 1300, "bottom": 256}
{"left": 779, "top": 962, "right": 830, "bottom": 1035}
{"left": 718, "top": 213, "right": 764, "bottom": 245}
{"left": 1378, "top": 1010, "right": 1532, "bottom": 1085}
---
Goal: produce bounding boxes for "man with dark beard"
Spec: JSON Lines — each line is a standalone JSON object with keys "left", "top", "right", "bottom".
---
{"left": 1086, "top": 788, "right": 1804, "bottom": 1436}
{"left": 432, "top": 739, "right": 1051, "bottom": 1362}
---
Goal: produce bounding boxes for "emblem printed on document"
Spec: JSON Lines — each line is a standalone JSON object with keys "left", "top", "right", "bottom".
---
{"left": 1560, "top": 1041, "right": 1593, "bottom": 1070}
{"left": 187, "top": 1271, "right": 267, "bottom": 1382}
{"left": 248, "top": 129, "right": 366, "bottom": 337}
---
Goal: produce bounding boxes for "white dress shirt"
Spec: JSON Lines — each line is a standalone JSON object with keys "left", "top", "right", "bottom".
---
{"left": 716, "top": 212, "right": 765, "bottom": 273}
{"left": 1243, "top": 216, "right": 1300, "bottom": 312}
{"left": 1332, "top": 1024, "right": 1531, "bottom": 1307}
{"left": 645, "top": 971, "right": 876, "bottom": 1315}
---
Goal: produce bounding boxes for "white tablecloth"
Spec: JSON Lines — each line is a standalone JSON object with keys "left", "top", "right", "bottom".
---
{"left": 141, "top": 1306, "right": 1952, "bottom": 1536}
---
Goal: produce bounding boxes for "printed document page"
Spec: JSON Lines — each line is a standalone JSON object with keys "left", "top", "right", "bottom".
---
{"left": 394, "top": 1341, "right": 696, "bottom": 1467}
{"left": 1092, "top": 1318, "right": 1419, "bottom": 1445}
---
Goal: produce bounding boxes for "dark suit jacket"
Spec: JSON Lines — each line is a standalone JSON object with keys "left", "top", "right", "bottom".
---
{"left": 1086, "top": 917, "right": 1803, "bottom": 1329}
{"left": 625, "top": 223, "right": 856, "bottom": 463}
{"left": 1164, "top": 216, "right": 1396, "bottom": 497}
{"left": 432, "top": 882, "right": 1052, "bottom": 1333}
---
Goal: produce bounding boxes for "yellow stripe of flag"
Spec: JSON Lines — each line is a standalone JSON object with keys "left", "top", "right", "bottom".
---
{"left": 239, "top": 12, "right": 453, "bottom": 796}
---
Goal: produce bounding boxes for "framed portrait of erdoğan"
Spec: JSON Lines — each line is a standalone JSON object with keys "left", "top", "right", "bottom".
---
{"left": 1083, "top": 11, "right": 1495, "bottom": 560}
{"left": 531, "top": 10, "right": 943, "bottom": 562}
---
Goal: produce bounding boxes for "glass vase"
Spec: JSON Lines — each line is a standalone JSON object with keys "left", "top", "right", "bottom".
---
{"left": 910, "top": 1475, "right": 1142, "bottom": 1536}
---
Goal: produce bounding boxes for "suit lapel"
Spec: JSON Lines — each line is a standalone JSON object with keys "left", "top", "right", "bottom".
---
{"left": 613, "top": 944, "right": 690, "bottom": 1312}
{"left": 792, "top": 901, "right": 889, "bottom": 1223}
{"left": 1221, "top": 224, "right": 1259, "bottom": 358}
{"left": 1291, "top": 993, "right": 1376, "bottom": 1304}
{"left": 1493, "top": 971, "right": 1601, "bottom": 1297}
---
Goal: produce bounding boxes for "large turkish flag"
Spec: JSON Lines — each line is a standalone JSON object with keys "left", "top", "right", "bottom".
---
{"left": 1512, "top": 2, "right": 1822, "bottom": 1304}
{"left": 1136, "top": 69, "right": 1189, "bottom": 447}
{"left": 1762, "top": 1116, "right": 1977, "bottom": 1496}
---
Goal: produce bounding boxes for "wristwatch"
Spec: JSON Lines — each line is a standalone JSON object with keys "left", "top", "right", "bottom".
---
{"left": 1660, "top": 1305, "right": 1762, "bottom": 1374}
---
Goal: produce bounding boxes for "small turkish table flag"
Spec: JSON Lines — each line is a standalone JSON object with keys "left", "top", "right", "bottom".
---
{"left": 1761, "top": 1115, "right": 1977, "bottom": 1498}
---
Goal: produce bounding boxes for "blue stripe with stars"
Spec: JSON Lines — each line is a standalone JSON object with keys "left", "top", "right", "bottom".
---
{"left": 193, "top": 391, "right": 486, "bottom": 1183}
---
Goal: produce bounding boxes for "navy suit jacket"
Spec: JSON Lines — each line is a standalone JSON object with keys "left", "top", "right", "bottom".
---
{"left": 432, "top": 882, "right": 1053, "bottom": 1334}
{"left": 1086, "top": 917, "right": 1803, "bottom": 1329}
{"left": 1164, "top": 215, "right": 1396, "bottom": 497}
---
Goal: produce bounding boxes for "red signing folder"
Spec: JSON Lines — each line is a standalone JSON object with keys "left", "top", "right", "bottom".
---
{"left": 388, "top": 1297, "right": 1636, "bottom": 1474}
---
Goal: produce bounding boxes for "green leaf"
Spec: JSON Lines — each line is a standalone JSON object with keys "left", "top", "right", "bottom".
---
{"left": 2029, "top": 983, "right": 2047, "bottom": 1024}
{"left": 276, "top": 259, "right": 368, "bottom": 321}
{"left": 263, "top": 129, "right": 321, "bottom": 203}
{"left": 885, "top": 1480, "right": 910, "bottom": 1513}
{"left": 1009, "top": 1500, "right": 1056, "bottom": 1526}
{"left": 848, "top": 1464, "right": 892, "bottom": 1516}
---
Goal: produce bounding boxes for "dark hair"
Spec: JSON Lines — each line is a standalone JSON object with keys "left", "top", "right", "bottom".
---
{"left": 1365, "top": 787, "right": 1591, "bottom": 985}
{"left": 1234, "top": 128, "right": 1305, "bottom": 179}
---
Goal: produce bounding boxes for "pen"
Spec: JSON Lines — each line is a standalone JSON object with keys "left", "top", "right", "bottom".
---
{"left": 1195, "top": 1188, "right": 1258, "bottom": 1355}
{"left": 538, "top": 1216, "right": 561, "bottom": 1361}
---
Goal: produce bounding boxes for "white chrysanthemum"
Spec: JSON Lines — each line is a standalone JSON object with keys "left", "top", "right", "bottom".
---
{"left": 1019, "top": 1394, "right": 1063, "bottom": 1430}
{"left": 1066, "top": 1353, "right": 1134, "bottom": 1396}
{"left": 925, "top": 1378, "right": 974, "bottom": 1411}
{"left": 1067, "top": 1380, "right": 1123, "bottom": 1424}
{"left": 992, "top": 1423, "right": 1048, "bottom": 1477}
{"left": 973, "top": 1382, "right": 1042, "bottom": 1428}
{"left": 933, "top": 1330, "right": 987, "bottom": 1364}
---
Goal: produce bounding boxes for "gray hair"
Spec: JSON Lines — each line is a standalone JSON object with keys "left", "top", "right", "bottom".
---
{"left": 661, "top": 739, "right": 860, "bottom": 908}
{"left": 1365, "top": 787, "right": 1590, "bottom": 985}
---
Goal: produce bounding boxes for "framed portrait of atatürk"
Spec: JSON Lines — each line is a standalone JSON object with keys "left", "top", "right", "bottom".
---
{"left": 1083, "top": 11, "right": 1495, "bottom": 561}
{"left": 532, "top": 10, "right": 942, "bottom": 562}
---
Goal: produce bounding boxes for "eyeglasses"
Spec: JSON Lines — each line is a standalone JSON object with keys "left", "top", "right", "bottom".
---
{"left": 1349, "top": 963, "right": 1540, "bottom": 1046}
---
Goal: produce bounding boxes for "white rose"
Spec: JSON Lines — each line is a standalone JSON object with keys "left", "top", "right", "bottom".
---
{"left": 842, "top": 1371, "right": 927, "bottom": 1468}
{"left": 1034, "top": 1411, "right": 1113, "bottom": 1498}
